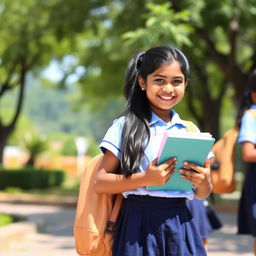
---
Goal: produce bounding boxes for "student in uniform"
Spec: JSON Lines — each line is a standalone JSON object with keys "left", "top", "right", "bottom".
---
{"left": 94, "top": 46, "right": 211, "bottom": 256}
{"left": 237, "top": 70, "right": 256, "bottom": 255}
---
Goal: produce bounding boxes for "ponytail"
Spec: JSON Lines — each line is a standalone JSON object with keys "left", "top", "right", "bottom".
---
{"left": 121, "top": 52, "right": 151, "bottom": 177}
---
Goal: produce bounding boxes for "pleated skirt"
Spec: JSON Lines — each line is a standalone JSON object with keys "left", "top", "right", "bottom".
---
{"left": 187, "top": 198, "right": 213, "bottom": 239}
{"left": 238, "top": 163, "right": 256, "bottom": 236}
{"left": 112, "top": 195, "right": 207, "bottom": 256}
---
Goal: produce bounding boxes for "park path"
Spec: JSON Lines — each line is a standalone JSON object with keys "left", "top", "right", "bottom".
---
{"left": 0, "top": 201, "right": 254, "bottom": 256}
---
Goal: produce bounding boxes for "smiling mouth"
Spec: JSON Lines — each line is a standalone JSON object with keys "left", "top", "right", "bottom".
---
{"left": 159, "top": 95, "right": 175, "bottom": 101}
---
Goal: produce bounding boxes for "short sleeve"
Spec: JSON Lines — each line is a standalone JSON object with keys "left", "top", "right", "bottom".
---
{"left": 238, "top": 112, "right": 256, "bottom": 144}
{"left": 99, "top": 116, "right": 125, "bottom": 159}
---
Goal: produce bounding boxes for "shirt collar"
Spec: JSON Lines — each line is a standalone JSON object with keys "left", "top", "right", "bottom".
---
{"left": 149, "top": 109, "right": 187, "bottom": 129}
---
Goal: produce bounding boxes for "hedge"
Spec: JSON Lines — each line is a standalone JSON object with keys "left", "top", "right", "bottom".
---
{"left": 0, "top": 168, "right": 65, "bottom": 189}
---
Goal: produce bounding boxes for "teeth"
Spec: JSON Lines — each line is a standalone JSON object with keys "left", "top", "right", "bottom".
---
{"left": 160, "top": 96, "right": 174, "bottom": 100}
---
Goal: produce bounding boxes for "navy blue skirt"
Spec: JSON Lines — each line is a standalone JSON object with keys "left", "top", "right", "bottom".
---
{"left": 187, "top": 199, "right": 212, "bottom": 239}
{"left": 238, "top": 163, "right": 256, "bottom": 236}
{"left": 113, "top": 195, "right": 207, "bottom": 256}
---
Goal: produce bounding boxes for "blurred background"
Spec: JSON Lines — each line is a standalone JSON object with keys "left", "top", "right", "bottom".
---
{"left": 0, "top": 0, "right": 255, "bottom": 255}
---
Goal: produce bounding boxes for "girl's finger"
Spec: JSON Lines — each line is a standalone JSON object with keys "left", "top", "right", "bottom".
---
{"left": 161, "top": 158, "right": 177, "bottom": 170}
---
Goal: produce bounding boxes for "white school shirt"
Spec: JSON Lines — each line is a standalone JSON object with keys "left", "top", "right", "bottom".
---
{"left": 100, "top": 110, "right": 209, "bottom": 199}
{"left": 238, "top": 105, "right": 256, "bottom": 144}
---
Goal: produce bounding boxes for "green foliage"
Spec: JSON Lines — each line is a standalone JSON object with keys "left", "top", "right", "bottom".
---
{"left": 1, "top": 80, "right": 123, "bottom": 153}
{"left": 0, "top": 0, "right": 100, "bottom": 162}
{"left": 123, "top": 3, "right": 193, "bottom": 48}
{"left": 61, "top": 135, "right": 100, "bottom": 157}
{"left": 22, "top": 131, "right": 49, "bottom": 166}
{"left": 1, "top": 0, "right": 256, "bottom": 160}
{"left": 0, "top": 168, "right": 65, "bottom": 190}
{"left": 86, "top": 142, "right": 101, "bottom": 157}
{"left": 23, "top": 132, "right": 48, "bottom": 156}
{"left": 61, "top": 136, "right": 77, "bottom": 156}
{"left": 0, "top": 214, "right": 13, "bottom": 227}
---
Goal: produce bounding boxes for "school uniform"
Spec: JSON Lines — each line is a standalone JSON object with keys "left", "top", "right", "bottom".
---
{"left": 237, "top": 105, "right": 256, "bottom": 236}
{"left": 100, "top": 110, "right": 207, "bottom": 256}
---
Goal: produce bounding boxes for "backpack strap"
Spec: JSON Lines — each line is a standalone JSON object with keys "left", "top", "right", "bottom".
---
{"left": 181, "top": 120, "right": 199, "bottom": 133}
{"left": 105, "top": 193, "right": 123, "bottom": 234}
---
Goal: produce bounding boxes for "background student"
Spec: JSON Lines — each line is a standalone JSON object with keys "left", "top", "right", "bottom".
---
{"left": 187, "top": 198, "right": 222, "bottom": 250}
{"left": 236, "top": 69, "right": 256, "bottom": 255}
{"left": 94, "top": 46, "right": 212, "bottom": 256}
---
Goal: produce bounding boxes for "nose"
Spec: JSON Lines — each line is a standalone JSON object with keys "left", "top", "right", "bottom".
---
{"left": 163, "top": 83, "right": 174, "bottom": 93}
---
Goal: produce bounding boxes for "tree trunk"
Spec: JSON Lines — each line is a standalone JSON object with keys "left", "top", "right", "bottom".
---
{"left": 0, "top": 125, "right": 14, "bottom": 164}
{"left": 0, "top": 60, "right": 27, "bottom": 164}
{"left": 26, "top": 155, "right": 35, "bottom": 167}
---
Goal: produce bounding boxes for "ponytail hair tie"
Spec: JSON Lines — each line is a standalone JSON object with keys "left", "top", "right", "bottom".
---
{"left": 136, "top": 51, "right": 145, "bottom": 70}
{"left": 139, "top": 51, "right": 145, "bottom": 57}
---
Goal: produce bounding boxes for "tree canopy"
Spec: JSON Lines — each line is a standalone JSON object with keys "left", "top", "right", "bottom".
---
{"left": 76, "top": 0, "right": 256, "bottom": 138}
{"left": 0, "top": 0, "right": 256, "bottom": 163}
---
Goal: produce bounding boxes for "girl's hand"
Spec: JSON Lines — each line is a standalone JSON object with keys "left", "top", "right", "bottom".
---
{"left": 179, "top": 159, "right": 212, "bottom": 199}
{"left": 144, "top": 157, "right": 177, "bottom": 186}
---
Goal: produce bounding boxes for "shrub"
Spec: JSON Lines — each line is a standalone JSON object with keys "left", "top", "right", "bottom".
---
{"left": 0, "top": 168, "right": 65, "bottom": 190}
{"left": 0, "top": 214, "right": 13, "bottom": 227}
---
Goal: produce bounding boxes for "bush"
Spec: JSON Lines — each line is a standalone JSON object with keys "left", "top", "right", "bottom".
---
{"left": 0, "top": 168, "right": 65, "bottom": 190}
{"left": 0, "top": 214, "right": 26, "bottom": 227}
{"left": 0, "top": 214, "right": 13, "bottom": 227}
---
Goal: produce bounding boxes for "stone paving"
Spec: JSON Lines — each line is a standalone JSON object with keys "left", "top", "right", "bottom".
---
{"left": 0, "top": 201, "right": 254, "bottom": 256}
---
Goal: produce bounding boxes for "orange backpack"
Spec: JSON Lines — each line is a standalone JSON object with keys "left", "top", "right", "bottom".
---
{"left": 73, "top": 154, "right": 123, "bottom": 256}
{"left": 210, "top": 128, "right": 238, "bottom": 194}
{"left": 211, "top": 109, "right": 256, "bottom": 194}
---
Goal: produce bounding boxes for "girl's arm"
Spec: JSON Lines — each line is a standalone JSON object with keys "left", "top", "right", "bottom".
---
{"left": 241, "top": 141, "right": 256, "bottom": 162}
{"left": 94, "top": 150, "right": 176, "bottom": 194}
{"left": 179, "top": 160, "right": 212, "bottom": 200}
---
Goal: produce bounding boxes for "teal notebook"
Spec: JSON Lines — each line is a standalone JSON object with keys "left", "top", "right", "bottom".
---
{"left": 147, "top": 132, "right": 215, "bottom": 192}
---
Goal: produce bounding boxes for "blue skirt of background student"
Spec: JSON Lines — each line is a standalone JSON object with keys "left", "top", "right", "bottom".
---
{"left": 238, "top": 163, "right": 256, "bottom": 236}
{"left": 187, "top": 198, "right": 222, "bottom": 240}
{"left": 112, "top": 195, "right": 207, "bottom": 256}
{"left": 187, "top": 198, "right": 212, "bottom": 239}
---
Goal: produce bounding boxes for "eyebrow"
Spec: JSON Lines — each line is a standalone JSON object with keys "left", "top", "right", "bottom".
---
{"left": 153, "top": 74, "right": 184, "bottom": 79}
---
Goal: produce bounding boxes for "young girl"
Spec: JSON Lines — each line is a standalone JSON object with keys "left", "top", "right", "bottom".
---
{"left": 237, "top": 70, "right": 256, "bottom": 255}
{"left": 94, "top": 46, "right": 212, "bottom": 256}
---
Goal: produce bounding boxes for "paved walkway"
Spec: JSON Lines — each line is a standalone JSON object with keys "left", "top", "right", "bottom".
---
{"left": 0, "top": 203, "right": 78, "bottom": 256}
{"left": 0, "top": 201, "right": 254, "bottom": 256}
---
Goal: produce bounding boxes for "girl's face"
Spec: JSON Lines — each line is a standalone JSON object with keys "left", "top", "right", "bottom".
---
{"left": 138, "top": 61, "right": 187, "bottom": 123}
{"left": 251, "top": 92, "right": 256, "bottom": 104}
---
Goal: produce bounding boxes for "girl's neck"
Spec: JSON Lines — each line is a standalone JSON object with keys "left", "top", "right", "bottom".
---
{"left": 154, "top": 110, "right": 173, "bottom": 123}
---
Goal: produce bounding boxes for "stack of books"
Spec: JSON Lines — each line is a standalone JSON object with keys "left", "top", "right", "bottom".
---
{"left": 147, "top": 132, "right": 215, "bottom": 192}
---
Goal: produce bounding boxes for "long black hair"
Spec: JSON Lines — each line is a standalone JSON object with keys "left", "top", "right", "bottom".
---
{"left": 120, "top": 46, "right": 190, "bottom": 177}
{"left": 236, "top": 69, "right": 256, "bottom": 128}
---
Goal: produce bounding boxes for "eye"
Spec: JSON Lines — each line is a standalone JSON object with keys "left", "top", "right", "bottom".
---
{"left": 172, "top": 79, "right": 183, "bottom": 86}
{"left": 154, "top": 78, "right": 165, "bottom": 84}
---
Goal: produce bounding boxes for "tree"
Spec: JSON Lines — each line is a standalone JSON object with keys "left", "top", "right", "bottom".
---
{"left": 169, "top": 0, "right": 256, "bottom": 137}
{"left": 77, "top": 0, "right": 256, "bottom": 139}
{"left": 22, "top": 132, "right": 48, "bottom": 167}
{"left": 0, "top": 0, "right": 97, "bottom": 163}
{"left": 2, "top": 0, "right": 255, "bottom": 163}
